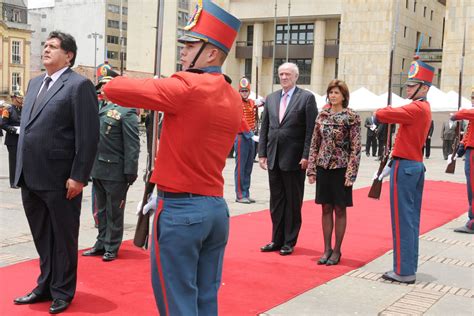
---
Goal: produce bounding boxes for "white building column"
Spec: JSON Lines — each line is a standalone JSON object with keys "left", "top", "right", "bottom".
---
{"left": 252, "top": 23, "right": 263, "bottom": 95}
{"left": 312, "top": 20, "right": 326, "bottom": 94}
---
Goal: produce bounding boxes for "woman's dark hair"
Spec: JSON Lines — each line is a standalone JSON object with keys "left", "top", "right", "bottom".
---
{"left": 326, "top": 79, "right": 350, "bottom": 108}
{"left": 47, "top": 31, "right": 77, "bottom": 67}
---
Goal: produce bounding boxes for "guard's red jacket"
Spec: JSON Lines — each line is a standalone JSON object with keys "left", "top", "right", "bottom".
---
{"left": 375, "top": 100, "right": 431, "bottom": 162}
{"left": 104, "top": 71, "right": 242, "bottom": 196}
{"left": 453, "top": 108, "right": 474, "bottom": 148}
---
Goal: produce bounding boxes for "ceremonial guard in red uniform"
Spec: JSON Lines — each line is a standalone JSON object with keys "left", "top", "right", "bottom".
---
{"left": 234, "top": 77, "right": 258, "bottom": 203}
{"left": 103, "top": 1, "right": 241, "bottom": 315}
{"left": 375, "top": 57, "right": 434, "bottom": 284}
{"left": 450, "top": 88, "right": 474, "bottom": 234}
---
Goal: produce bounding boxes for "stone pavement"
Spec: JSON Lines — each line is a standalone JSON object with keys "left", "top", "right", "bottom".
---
{"left": 0, "top": 135, "right": 472, "bottom": 315}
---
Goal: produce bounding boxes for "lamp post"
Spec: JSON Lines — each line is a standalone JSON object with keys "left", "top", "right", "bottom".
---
{"left": 88, "top": 32, "right": 103, "bottom": 83}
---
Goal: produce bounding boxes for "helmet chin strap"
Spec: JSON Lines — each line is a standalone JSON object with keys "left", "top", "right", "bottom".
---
{"left": 188, "top": 42, "right": 208, "bottom": 69}
{"left": 409, "top": 83, "right": 423, "bottom": 100}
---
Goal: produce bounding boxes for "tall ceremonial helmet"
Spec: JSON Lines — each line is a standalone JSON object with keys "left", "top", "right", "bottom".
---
{"left": 239, "top": 77, "right": 251, "bottom": 91}
{"left": 405, "top": 56, "right": 435, "bottom": 86}
{"left": 11, "top": 90, "right": 24, "bottom": 98}
{"left": 178, "top": 0, "right": 241, "bottom": 54}
{"left": 96, "top": 67, "right": 119, "bottom": 91}
{"left": 96, "top": 62, "right": 112, "bottom": 82}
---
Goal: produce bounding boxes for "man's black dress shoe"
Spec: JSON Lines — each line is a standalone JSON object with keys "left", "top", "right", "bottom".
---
{"left": 82, "top": 247, "right": 105, "bottom": 256}
{"left": 102, "top": 252, "right": 117, "bottom": 261}
{"left": 49, "top": 299, "right": 70, "bottom": 314}
{"left": 279, "top": 245, "right": 294, "bottom": 256}
{"left": 14, "top": 292, "right": 52, "bottom": 305}
{"left": 260, "top": 242, "right": 281, "bottom": 252}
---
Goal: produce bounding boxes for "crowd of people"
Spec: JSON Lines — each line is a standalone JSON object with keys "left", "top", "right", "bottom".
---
{"left": 2, "top": 1, "right": 472, "bottom": 315}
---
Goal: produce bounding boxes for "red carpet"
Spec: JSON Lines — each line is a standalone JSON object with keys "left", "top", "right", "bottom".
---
{"left": 0, "top": 181, "right": 466, "bottom": 315}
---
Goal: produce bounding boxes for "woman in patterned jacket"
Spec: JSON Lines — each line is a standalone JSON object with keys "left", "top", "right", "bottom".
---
{"left": 307, "top": 79, "right": 361, "bottom": 266}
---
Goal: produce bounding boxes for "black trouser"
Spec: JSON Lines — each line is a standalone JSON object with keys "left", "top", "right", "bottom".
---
{"left": 365, "top": 134, "right": 377, "bottom": 156}
{"left": 21, "top": 186, "right": 81, "bottom": 301}
{"left": 7, "top": 145, "right": 17, "bottom": 186}
{"left": 422, "top": 138, "right": 431, "bottom": 158}
{"left": 442, "top": 140, "right": 454, "bottom": 159}
{"left": 92, "top": 179, "right": 129, "bottom": 254}
{"left": 268, "top": 165, "right": 305, "bottom": 247}
{"left": 378, "top": 139, "right": 386, "bottom": 158}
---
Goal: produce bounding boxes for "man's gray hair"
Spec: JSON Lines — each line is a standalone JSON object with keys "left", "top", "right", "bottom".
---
{"left": 278, "top": 62, "right": 299, "bottom": 76}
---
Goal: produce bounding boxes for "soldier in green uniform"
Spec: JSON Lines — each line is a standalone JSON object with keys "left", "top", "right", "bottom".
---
{"left": 83, "top": 70, "right": 140, "bottom": 261}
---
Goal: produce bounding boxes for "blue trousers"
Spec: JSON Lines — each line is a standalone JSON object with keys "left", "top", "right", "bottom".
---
{"left": 234, "top": 134, "right": 255, "bottom": 199}
{"left": 151, "top": 196, "right": 229, "bottom": 316}
{"left": 464, "top": 149, "right": 474, "bottom": 229}
{"left": 390, "top": 159, "right": 425, "bottom": 276}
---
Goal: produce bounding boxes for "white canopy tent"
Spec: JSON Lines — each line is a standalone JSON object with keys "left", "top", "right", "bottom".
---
{"left": 445, "top": 90, "right": 471, "bottom": 110}
{"left": 348, "top": 87, "right": 380, "bottom": 111}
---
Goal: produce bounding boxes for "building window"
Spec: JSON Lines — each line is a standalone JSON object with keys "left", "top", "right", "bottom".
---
{"left": 275, "top": 23, "right": 313, "bottom": 45}
{"left": 107, "top": 35, "right": 119, "bottom": 44}
{"left": 423, "top": 6, "right": 427, "bottom": 17}
{"left": 108, "top": 4, "right": 120, "bottom": 13}
{"left": 122, "top": 22, "right": 127, "bottom": 30}
{"left": 406, "top": 0, "right": 409, "bottom": 9}
{"left": 273, "top": 58, "right": 312, "bottom": 84}
{"left": 12, "top": 41, "right": 21, "bottom": 64}
{"left": 244, "top": 59, "right": 252, "bottom": 80}
{"left": 120, "top": 52, "right": 127, "bottom": 61}
{"left": 122, "top": 7, "right": 128, "bottom": 15}
{"left": 178, "top": 11, "right": 188, "bottom": 28}
{"left": 178, "top": 0, "right": 189, "bottom": 10}
{"left": 108, "top": 20, "right": 120, "bottom": 29}
{"left": 12, "top": 10, "right": 21, "bottom": 22}
{"left": 402, "top": 58, "right": 405, "bottom": 70}
{"left": 416, "top": 31, "right": 421, "bottom": 48}
{"left": 41, "top": 14, "right": 47, "bottom": 18}
{"left": 428, "top": 36, "right": 432, "bottom": 47}
{"left": 404, "top": 26, "right": 408, "bottom": 38}
{"left": 247, "top": 25, "right": 254, "bottom": 46}
{"left": 41, "top": 27, "right": 47, "bottom": 32}
{"left": 12, "top": 72, "right": 21, "bottom": 92}
{"left": 107, "top": 50, "right": 119, "bottom": 59}
{"left": 413, "top": 0, "right": 417, "bottom": 12}
{"left": 430, "top": 10, "right": 433, "bottom": 20}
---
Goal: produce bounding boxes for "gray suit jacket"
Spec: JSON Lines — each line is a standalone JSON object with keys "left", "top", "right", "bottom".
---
{"left": 258, "top": 86, "right": 317, "bottom": 171}
{"left": 15, "top": 68, "right": 99, "bottom": 190}
{"left": 441, "top": 121, "right": 457, "bottom": 141}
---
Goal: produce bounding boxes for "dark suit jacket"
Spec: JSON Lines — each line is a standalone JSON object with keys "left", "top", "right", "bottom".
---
{"left": 364, "top": 116, "right": 377, "bottom": 137}
{"left": 258, "top": 86, "right": 317, "bottom": 171}
{"left": 441, "top": 121, "right": 457, "bottom": 141}
{"left": 90, "top": 101, "right": 140, "bottom": 182}
{"left": 15, "top": 68, "right": 99, "bottom": 190}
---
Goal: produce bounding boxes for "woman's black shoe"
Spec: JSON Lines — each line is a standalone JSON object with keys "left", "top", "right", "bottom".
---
{"left": 317, "top": 250, "right": 333, "bottom": 265}
{"left": 326, "top": 252, "right": 341, "bottom": 266}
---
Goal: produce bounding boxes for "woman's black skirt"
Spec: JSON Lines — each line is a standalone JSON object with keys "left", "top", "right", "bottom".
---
{"left": 315, "top": 167, "right": 353, "bottom": 207}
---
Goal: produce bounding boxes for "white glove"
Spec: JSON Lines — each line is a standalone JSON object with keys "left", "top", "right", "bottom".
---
{"left": 14, "top": 126, "right": 20, "bottom": 135}
{"left": 251, "top": 135, "right": 259, "bottom": 142}
{"left": 447, "top": 153, "right": 457, "bottom": 165}
{"left": 143, "top": 195, "right": 157, "bottom": 215}
{"left": 135, "top": 199, "right": 144, "bottom": 215}
{"left": 378, "top": 165, "right": 391, "bottom": 181}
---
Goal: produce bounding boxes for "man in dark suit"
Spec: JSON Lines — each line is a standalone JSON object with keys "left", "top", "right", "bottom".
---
{"left": 364, "top": 112, "right": 378, "bottom": 157}
{"left": 1, "top": 90, "right": 23, "bottom": 188}
{"left": 258, "top": 62, "right": 317, "bottom": 255}
{"left": 13, "top": 31, "right": 99, "bottom": 314}
{"left": 441, "top": 115, "right": 458, "bottom": 160}
{"left": 83, "top": 72, "right": 140, "bottom": 262}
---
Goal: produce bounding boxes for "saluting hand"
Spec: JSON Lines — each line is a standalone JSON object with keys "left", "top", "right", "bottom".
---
{"left": 65, "top": 178, "right": 84, "bottom": 200}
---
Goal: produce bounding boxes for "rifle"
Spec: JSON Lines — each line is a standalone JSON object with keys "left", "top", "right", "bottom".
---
{"left": 133, "top": 0, "right": 164, "bottom": 248}
{"left": 368, "top": 0, "right": 399, "bottom": 199}
{"left": 445, "top": 23, "right": 466, "bottom": 174}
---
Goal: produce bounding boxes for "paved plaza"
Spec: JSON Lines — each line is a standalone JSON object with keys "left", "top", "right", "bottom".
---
{"left": 0, "top": 135, "right": 472, "bottom": 315}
